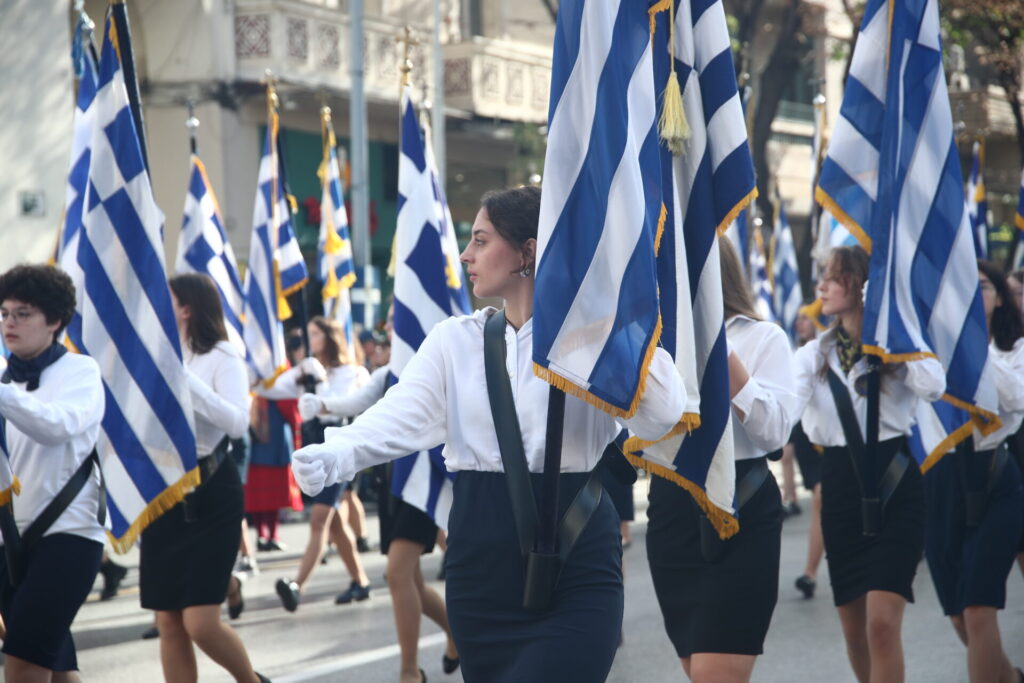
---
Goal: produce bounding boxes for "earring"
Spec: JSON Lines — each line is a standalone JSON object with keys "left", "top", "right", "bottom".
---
{"left": 520, "top": 265, "right": 533, "bottom": 277}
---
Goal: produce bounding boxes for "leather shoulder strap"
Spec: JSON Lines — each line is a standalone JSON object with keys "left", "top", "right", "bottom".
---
{"left": 22, "top": 449, "right": 101, "bottom": 548}
{"left": 825, "top": 367, "right": 867, "bottom": 495}
{"left": 483, "top": 310, "right": 537, "bottom": 557}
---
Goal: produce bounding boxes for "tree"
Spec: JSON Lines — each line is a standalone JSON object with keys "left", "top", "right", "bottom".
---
{"left": 944, "top": 0, "right": 1024, "bottom": 160}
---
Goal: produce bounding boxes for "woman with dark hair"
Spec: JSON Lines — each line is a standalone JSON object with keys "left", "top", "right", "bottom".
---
{"left": 923, "top": 260, "right": 1024, "bottom": 683}
{"left": 292, "top": 185, "right": 687, "bottom": 682}
{"left": 793, "top": 246, "right": 945, "bottom": 683}
{"left": 260, "top": 316, "right": 372, "bottom": 612}
{"left": 646, "top": 237, "right": 797, "bottom": 682}
{"left": 0, "top": 264, "right": 105, "bottom": 681}
{"left": 140, "top": 273, "right": 267, "bottom": 683}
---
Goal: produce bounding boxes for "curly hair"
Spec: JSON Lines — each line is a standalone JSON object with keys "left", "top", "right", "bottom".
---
{"left": 0, "top": 264, "right": 77, "bottom": 341}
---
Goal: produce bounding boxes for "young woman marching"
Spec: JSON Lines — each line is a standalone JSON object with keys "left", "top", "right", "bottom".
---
{"left": 0, "top": 265, "right": 105, "bottom": 682}
{"left": 793, "top": 246, "right": 945, "bottom": 683}
{"left": 292, "top": 186, "right": 687, "bottom": 682}
{"left": 923, "top": 261, "right": 1024, "bottom": 683}
{"left": 140, "top": 273, "right": 267, "bottom": 682}
{"left": 646, "top": 238, "right": 798, "bottom": 683}
{"left": 261, "top": 316, "right": 372, "bottom": 611}
{"left": 302, "top": 305, "right": 460, "bottom": 683}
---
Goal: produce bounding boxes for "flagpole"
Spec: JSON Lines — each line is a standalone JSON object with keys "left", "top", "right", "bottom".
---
{"left": 109, "top": 0, "right": 149, "bottom": 174}
{"left": 185, "top": 100, "right": 198, "bottom": 156}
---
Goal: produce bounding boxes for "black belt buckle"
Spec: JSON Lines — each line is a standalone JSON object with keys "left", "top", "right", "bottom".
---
{"left": 861, "top": 497, "right": 881, "bottom": 536}
{"left": 522, "top": 551, "right": 560, "bottom": 611}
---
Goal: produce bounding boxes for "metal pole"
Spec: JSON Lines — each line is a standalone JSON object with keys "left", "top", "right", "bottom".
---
{"left": 349, "top": 0, "right": 372, "bottom": 328}
{"left": 432, "top": 0, "right": 445, "bottom": 183}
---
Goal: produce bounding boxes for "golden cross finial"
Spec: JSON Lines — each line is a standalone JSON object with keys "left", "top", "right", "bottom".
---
{"left": 395, "top": 26, "right": 419, "bottom": 87}
{"left": 261, "top": 69, "right": 279, "bottom": 110}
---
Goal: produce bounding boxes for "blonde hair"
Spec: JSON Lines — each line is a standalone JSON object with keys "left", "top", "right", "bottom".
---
{"left": 718, "top": 237, "right": 759, "bottom": 321}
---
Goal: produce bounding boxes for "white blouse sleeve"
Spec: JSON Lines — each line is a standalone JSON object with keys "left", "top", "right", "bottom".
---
{"left": 256, "top": 366, "right": 303, "bottom": 400}
{"left": 322, "top": 326, "right": 449, "bottom": 479}
{"left": 902, "top": 356, "right": 946, "bottom": 403}
{"left": 321, "top": 366, "right": 390, "bottom": 417}
{"left": 792, "top": 341, "right": 821, "bottom": 421}
{"left": 731, "top": 325, "right": 799, "bottom": 452}
{"left": 188, "top": 351, "right": 250, "bottom": 439}
{"left": 991, "top": 340, "right": 1024, "bottom": 414}
{"left": 620, "top": 346, "right": 687, "bottom": 441}
{"left": 0, "top": 359, "right": 104, "bottom": 446}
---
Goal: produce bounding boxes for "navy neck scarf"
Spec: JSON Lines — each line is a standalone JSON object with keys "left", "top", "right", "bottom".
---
{"left": 2, "top": 343, "right": 68, "bottom": 392}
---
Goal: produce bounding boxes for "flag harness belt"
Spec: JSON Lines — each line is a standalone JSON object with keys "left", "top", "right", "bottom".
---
{"left": 826, "top": 367, "right": 908, "bottom": 536}
{"left": 483, "top": 310, "right": 604, "bottom": 612}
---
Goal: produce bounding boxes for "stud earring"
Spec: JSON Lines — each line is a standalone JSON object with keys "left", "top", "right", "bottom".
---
{"left": 520, "top": 265, "right": 533, "bottom": 277}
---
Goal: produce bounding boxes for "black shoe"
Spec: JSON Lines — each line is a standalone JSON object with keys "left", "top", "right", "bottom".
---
{"left": 795, "top": 574, "right": 816, "bottom": 599}
{"left": 257, "top": 537, "right": 270, "bottom": 552}
{"left": 335, "top": 580, "right": 371, "bottom": 604}
{"left": 228, "top": 576, "right": 245, "bottom": 620}
{"left": 442, "top": 653, "right": 460, "bottom": 674}
{"left": 100, "top": 560, "right": 129, "bottom": 601}
{"left": 141, "top": 626, "right": 159, "bottom": 639}
{"left": 276, "top": 578, "right": 300, "bottom": 612}
{"left": 436, "top": 553, "right": 446, "bottom": 581}
{"left": 419, "top": 669, "right": 427, "bottom": 683}
{"left": 785, "top": 501, "right": 802, "bottom": 517}
{"left": 256, "top": 673, "right": 271, "bottom": 683}
{"left": 356, "top": 536, "right": 371, "bottom": 553}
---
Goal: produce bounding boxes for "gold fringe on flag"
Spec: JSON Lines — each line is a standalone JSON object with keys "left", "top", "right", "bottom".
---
{"left": 107, "top": 467, "right": 201, "bottom": 553}
{"left": 0, "top": 477, "right": 21, "bottom": 507}
{"left": 815, "top": 186, "right": 872, "bottom": 253}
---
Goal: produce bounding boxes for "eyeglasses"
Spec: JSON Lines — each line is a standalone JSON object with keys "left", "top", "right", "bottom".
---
{"left": 0, "top": 309, "right": 39, "bottom": 325}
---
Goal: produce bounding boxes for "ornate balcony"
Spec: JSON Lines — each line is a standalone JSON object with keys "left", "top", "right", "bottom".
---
{"left": 443, "top": 37, "right": 552, "bottom": 124}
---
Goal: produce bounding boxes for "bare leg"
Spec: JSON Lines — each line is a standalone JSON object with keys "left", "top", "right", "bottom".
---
{"left": 620, "top": 520, "right": 632, "bottom": 546}
{"left": 949, "top": 614, "right": 968, "bottom": 646}
{"left": 238, "top": 518, "right": 254, "bottom": 560}
{"left": 689, "top": 653, "right": 757, "bottom": 683}
{"left": 780, "top": 444, "right": 798, "bottom": 506}
{"left": 329, "top": 507, "right": 370, "bottom": 586}
{"left": 962, "top": 606, "right": 1017, "bottom": 683}
{"left": 802, "top": 484, "right": 824, "bottom": 579}
{"left": 5, "top": 655, "right": 57, "bottom": 683}
{"left": 413, "top": 558, "right": 458, "bottom": 660}
{"left": 182, "top": 605, "right": 259, "bottom": 682}
{"left": 156, "top": 610, "right": 198, "bottom": 683}
{"left": 295, "top": 504, "right": 333, "bottom": 589}
{"left": 388, "top": 539, "right": 429, "bottom": 683}
{"left": 836, "top": 596, "right": 870, "bottom": 683}
{"left": 864, "top": 590, "right": 907, "bottom": 683}
{"left": 342, "top": 489, "right": 367, "bottom": 541}
{"left": 51, "top": 672, "right": 83, "bottom": 683}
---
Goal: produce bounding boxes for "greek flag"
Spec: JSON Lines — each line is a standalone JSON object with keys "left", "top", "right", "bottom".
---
{"left": 966, "top": 141, "right": 988, "bottom": 258}
{"left": 0, "top": 417, "right": 18, "bottom": 507}
{"left": 69, "top": 15, "right": 199, "bottom": 550}
{"left": 772, "top": 202, "right": 802, "bottom": 340}
{"left": 243, "top": 88, "right": 309, "bottom": 386}
{"left": 1012, "top": 167, "right": 1024, "bottom": 270}
{"left": 58, "top": 13, "right": 99, "bottom": 350}
{"left": 750, "top": 227, "right": 775, "bottom": 322}
{"left": 318, "top": 109, "right": 357, "bottom": 363}
{"left": 724, "top": 209, "right": 750, "bottom": 276}
{"left": 389, "top": 85, "right": 470, "bottom": 528}
{"left": 819, "top": 0, "right": 999, "bottom": 469}
{"left": 175, "top": 155, "right": 246, "bottom": 357}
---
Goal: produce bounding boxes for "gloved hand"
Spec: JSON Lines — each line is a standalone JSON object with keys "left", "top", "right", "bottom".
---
{"left": 291, "top": 442, "right": 344, "bottom": 496}
{"left": 298, "top": 393, "right": 323, "bottom": 422}
{"left": 299, "top": 357, "right": 328, "bottom": 383}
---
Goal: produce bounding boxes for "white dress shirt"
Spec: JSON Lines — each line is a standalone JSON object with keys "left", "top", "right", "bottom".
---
{"left": 321, "top": 365, "right": 390, "bottom": 417}
{"left": 0, "top": 353, "right": 106, "bottom": 543}
{"left": 320, "top": 308, "right": 687, "bottom": 482}
{"left": 185, "top": 341, "right": 250, "bottom": 457}
{"left": 727, "top": 316, "right": 800, "bottom": 460}
{"left": 976, "top": 338, "right": 1024, "bottom": 450}
{"left": 794, "top": 328, "right": 946, "bottom": 447}
{"left": 260, "top": 363, "right": 370, "bottom": 424}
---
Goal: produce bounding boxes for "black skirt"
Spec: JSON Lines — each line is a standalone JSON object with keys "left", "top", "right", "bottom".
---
{"left": 445, "top": 471, "right": 622, "bottom": 682}
{"left": 381, "top": 497, "right": 438, "bottom": 555}
{"left": 821, "top": 437, "right": 925, "bottom": 606}
{"left": 646, "top": 457, "right": 782, "bottom": 657}
{"left": 0, "top": 533, "right": 102, "bottom": 671}
{"left": 924, "top": 449, "right": 1024, "bottom": 615}
{"left": 791, "top": 422, "right": 822, "bottom": 491}
{"left": 600, "top": 465, "right": 635, "bottom": 522}
{"left": 140, "top": 457, "right": 243, "bottom": 610}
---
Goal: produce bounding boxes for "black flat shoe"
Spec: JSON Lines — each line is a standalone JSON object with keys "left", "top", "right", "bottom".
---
{"left": 256, "top": 672, "right": 271, "bottom": 683}
{"left": 420, "top": 669, "right": 427, "bottom": 683}
{"left": 795, "top": 574, "right": 816, "bottom": 599}
{"left": 100, "top": 560, "right": 129, "bottom": 600}
{"left": 335, "top": 580, "right": 371, "bottom": 604}
{"left": 141, "top": 626, "right": 159, "bottom": 639}
{"left": 228, "top": 576, "right": 245, "bottom": 620}
{"left": 356, "top": 536, "right": 371, "bottom": 553}
{"left": 276, "top": 578, "right": 300, "bottom": 612}
{"left": 442, "top": 653, "right": 460, "bottom": 674}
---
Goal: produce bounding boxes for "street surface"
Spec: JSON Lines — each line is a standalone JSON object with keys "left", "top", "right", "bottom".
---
{"left": 14, "top": 471, "right": 1024, "bottom": 682}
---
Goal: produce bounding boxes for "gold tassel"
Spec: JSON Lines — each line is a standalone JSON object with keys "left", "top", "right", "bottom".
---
{"left": 657, "top": 0, "right": 689, "bottom": 155}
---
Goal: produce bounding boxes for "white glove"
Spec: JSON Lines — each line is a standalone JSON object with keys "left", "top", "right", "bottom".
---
{"left": 298, "top": 393, "right": 324, "bottom": 421}
{"left": 300, "top": 357, "right": 328, "bottom": 383}
{"left": 291, "top": 442, "right": 345, "bottom": 496}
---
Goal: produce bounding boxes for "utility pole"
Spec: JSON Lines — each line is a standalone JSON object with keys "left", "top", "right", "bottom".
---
{"left": 349, "top": 0, "right": 372, "bottom": 327}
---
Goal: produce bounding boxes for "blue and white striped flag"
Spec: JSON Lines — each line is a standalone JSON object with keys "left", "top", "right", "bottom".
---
{"left": 175, "top": 155, "right": 246, "bottom": 357}
{"left": 58, "top": 12, "right": 99, "bottom": 350}
{"left": 772, "top": 202, "right": 802, "bottom": 340}
{"left": 318, "top": 108, "right": 357, "bottom": 363}
{"left": 724, "top": 208, "right": 750, "bottom": 277}
{"left": 966, "top": 140, "right": 988, "bottom": 258}
{"left": 750, "top": 226, "right": 776, "bottom": 322}
{"left": 243, "top": 87, "right": 309, "bottom": 386}
{"left": 1012, "top": 166, "right": 1023, "bottom": 271}
{"left": 389, "top": 85, "right": 470, "bottom": 528}
{"left": 0, "top": 417, "right": 18, "bottom": 507}
{"left": 818, "top": 0, "right": 999, "bottom": 470}
{"left": 71, "top": 14, "right": 199, "bottom": 550}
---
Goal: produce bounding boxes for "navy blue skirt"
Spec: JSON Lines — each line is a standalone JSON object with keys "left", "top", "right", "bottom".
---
{"left": 445, "top": 471, "right": 622, "bottom": 682}
{"left": 924, "top": 449, "right": 1023, "bottom": 615}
